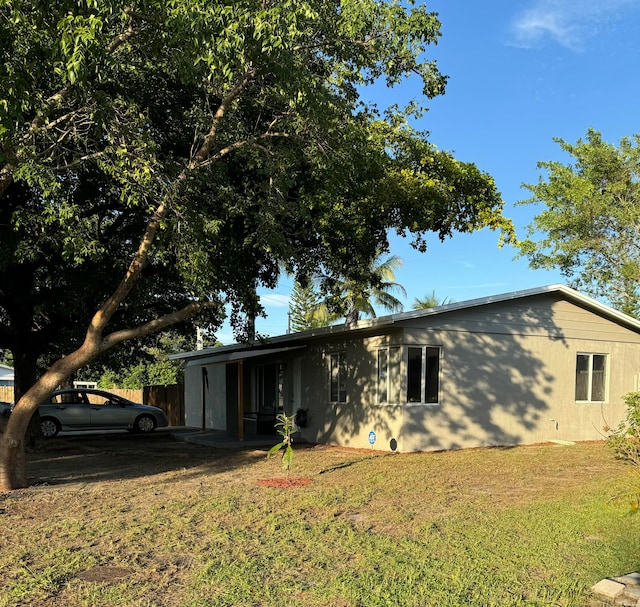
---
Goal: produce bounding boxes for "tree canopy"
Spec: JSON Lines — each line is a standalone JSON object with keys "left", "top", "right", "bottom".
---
{"left": 288, "top": 280, "right": 325, "bottom": 333}
{"left": 314, "top": 253, "right": 407, "bottom": 325}
{"left": 413, "top": 291, "right": 453, "bottom": 309}
{"left": 289, "top": 253, "right": 408, "bottom": 330}
{"left": 517, "top": 129, "right": 640, "bottom": 317}
{"left": 0, "top": 0, "right": 512, "bottom": 490}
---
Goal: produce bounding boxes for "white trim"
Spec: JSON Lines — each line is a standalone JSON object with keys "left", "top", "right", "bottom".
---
{"left": 575, "top": 351, "right": 609, "bottom": 403}
{"left": 182, "top": 345, "right": 306, "bottom": 367}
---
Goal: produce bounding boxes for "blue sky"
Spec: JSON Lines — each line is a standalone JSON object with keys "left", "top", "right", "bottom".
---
{"left": 216, "top": 0, "right": 640, "bottom": 343}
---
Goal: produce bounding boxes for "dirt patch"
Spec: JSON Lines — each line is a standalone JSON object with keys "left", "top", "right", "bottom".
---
{"left": 257, "top": 477, "right": 312, "bottom": 488}
{"left": 77, "top": 565, "right": 131, "bottom": 583}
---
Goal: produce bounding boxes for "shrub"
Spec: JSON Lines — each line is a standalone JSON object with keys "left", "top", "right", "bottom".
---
{"left": 607, "top": 391, "right": 640, "bottom": 468}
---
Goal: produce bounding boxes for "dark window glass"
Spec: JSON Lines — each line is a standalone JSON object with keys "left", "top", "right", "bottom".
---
{"left": 424, "top": 347, "right": 440, "bottom": 403}
{"left": 330, "top": 352, "right": 346, "bottom": 403}
{"left": 378, "top": 349, "right": 388, "bottom": 404}
{"left": 407, "top": 347, "right": 422, "bottom": 402}
{"left": 591, "top": 355, "right": 606, "bottom": 401}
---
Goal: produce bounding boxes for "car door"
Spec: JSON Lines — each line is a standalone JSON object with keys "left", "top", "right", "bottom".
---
{"left": 45, "top": 392, "right": 91, "bottom": 428}
{"left": 88, "top": 393, "right": 134, "bottom": 428}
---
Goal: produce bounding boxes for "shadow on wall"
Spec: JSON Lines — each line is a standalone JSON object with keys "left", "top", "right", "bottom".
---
{"left": 305, "top": 303, "right": 568, "bottom": 452}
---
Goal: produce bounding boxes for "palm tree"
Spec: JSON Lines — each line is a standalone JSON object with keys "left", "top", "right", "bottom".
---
{"left": 413, "top": 290, "right": 453, "bottom": 310}
{"left": 312, "top": 253, "right": 406, "bottom": 326}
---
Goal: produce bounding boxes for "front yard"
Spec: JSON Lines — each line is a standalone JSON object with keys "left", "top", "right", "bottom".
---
{"left": 0, "top": 434, "right": 638, "bottom": 606}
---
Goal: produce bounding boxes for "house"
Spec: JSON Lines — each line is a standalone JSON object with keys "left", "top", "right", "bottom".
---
{"left": 170, "top": 285, "right": 640, "bottom": 452}
{"left": 0, "top": 364, "right": 14, "bottom": 387}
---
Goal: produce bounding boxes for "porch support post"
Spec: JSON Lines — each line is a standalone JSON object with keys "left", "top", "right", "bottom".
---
{"left": 201, "top": 367, "right": 208, "bottom": 431}
{"left": 237, "top": 360, "right": 244, "bottom": 441}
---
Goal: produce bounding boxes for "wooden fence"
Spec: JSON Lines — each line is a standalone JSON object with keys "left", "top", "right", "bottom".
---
{"left": 144, "top": 384, "right": 185, "bottom": 427}
{"left": 0, "top": 384, "right": 185, "bottom": 427}
{"left": 0, "top": 386, "right": 13, "bottom": 403}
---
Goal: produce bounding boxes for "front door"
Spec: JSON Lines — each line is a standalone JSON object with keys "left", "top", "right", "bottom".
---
{"left": 256, "top": 363, "right": 281, "bottom": 434}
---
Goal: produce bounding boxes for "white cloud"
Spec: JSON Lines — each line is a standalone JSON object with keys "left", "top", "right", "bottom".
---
{"left": 509, "top": 0, "right": 638, "bottom": 50}
{"left": 259, "top": 293, "right": 291, "bottom": 308}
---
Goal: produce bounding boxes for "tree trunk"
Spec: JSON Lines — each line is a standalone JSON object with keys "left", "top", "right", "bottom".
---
{"left": 0, "top": 346, "right": 93, "bottom": 490}
{"left": 0, "top": 396, "right": 34, "bottom": 489}
{"left": 12, "top": 349, "right": 38, "bottom": 402}
{"left": 12, "top": 349, "right": 43, "bottom": 449}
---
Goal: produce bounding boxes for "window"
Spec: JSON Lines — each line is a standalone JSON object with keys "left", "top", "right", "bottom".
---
{"left": 377, "top": 349, "right": 388, "bottom": 403}
{"left": 257, "top": 363, "right": 279, "bottom": 411}
{"left": 407, "top": 346, "right": 440, "bottom": 404}
{"left": 575, "top": 353, "right": 607, "bottom": 402}
{"left": 329, "top": 352, "right": 346, "bottom": 403}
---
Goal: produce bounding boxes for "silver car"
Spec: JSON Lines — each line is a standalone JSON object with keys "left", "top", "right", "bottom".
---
{"left": 38, "top": 389, "right": 169, "bottom": 438}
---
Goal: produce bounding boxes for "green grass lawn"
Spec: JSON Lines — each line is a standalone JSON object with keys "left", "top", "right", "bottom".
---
{"left": 0, "top": 437, "right": 638, "bottom": 606}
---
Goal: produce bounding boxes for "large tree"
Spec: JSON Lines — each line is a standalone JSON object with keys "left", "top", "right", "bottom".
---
{"left": 517, "top": 129, "right": 640, "bottom": 316}
{"left": 0, "top": 171, "right": 202, "bottom": 399}
{"left": 0, "top": 0, "right": 512, "bottom": 490}
{"left": 290, "top": 253, "right": 406, "bottom": 329}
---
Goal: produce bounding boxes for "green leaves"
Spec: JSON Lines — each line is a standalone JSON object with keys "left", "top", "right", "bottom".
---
{"left": 517, "top": 129, "right": 640, "bottom": 316}
{"left": 268, "top": 412, "right": 296, "bottom": 473}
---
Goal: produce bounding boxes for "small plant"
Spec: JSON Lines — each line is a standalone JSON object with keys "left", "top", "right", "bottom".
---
{"left": 607, "top": 392, "right": 640, "bottom": 467}
{"left": 267, "top": 412, "right": 296, "bottom": 475}
{"left": 607, "top": 391, "right": 640, "bottom": 510}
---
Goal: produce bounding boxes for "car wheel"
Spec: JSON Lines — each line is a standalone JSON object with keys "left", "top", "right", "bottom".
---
{"left": 134, "top": 414, "right": 157, "bottom": 433}
{"left": 40, "top": 418, "right": 61, "bottom": 438}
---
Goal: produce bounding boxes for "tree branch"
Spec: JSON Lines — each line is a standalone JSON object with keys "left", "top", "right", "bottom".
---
{"left": 100, "top": 300, "right": 217, "bottom": 351}
{"left": 85, "top": 67, "right": 260, "bottom": 340}
{"left": 189, "top": 67, "right": 257, "bottom": 170}
{"left": 0, "top": 15, "right": 138, "bottom": 198}
{"left": 199, "top": 132, "right": 291, "bottom": 167}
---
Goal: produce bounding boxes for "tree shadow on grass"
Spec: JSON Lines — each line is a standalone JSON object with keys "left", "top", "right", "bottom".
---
{"left": 23, "top": 432, "right": 269, "bottom": 487}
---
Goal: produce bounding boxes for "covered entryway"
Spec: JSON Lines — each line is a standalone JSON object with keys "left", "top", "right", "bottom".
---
{"left": 182, "top": 346, "right": 305, "bottom": 440}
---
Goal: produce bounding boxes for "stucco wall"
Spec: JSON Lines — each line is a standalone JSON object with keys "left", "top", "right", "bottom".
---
{"left": 296, "top": 332, "right": 407, "bottom": 451}
{"left": 297, "top": 295, "right": 640, "bottom": 452}
{"left": 184, "top": 362, "right": 226, "bottom": 429}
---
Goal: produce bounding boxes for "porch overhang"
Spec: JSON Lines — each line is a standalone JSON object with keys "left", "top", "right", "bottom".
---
{"left": 183, "top": 345, "right": 307, "bottom": 368}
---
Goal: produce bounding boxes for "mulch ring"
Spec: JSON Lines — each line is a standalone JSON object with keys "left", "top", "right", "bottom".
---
{"left": 257, "top": 477, "right": 312, "bottom": 488}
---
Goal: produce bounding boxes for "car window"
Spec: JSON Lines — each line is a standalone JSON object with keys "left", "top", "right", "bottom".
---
{"left": 108, "top": 396, "right": 130, "bottom": 407}
{"left": 86, "top": 392, "right": 107, "bottom": 406}
{"left": 51, "top": 392, "right": 87, "bottom": 404}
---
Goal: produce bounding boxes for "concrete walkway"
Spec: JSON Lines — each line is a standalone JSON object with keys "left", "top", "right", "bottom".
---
{"left": 168, "top": 427, "right": 277, "bottom": 449}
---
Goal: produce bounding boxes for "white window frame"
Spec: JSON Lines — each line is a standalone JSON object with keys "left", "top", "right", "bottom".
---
{"left": 406, "top": 345, "right": 441, "bottom": 406}
{"left": 377, "top": 348, "right": 389, "bottom": 404}
{"left": 575, "top": 352, "right": 608, "bottom": 403}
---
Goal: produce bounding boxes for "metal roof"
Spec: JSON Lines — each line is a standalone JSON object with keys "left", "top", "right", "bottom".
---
{"left": 170, "top": 284, "right": 640, "bottom": 363}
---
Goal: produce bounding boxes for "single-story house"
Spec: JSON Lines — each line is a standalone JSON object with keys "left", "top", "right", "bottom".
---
{"left": 170, "top": 284, "right": 640, "bottom": 452}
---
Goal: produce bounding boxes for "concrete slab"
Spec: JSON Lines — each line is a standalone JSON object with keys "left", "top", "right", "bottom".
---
{"left": 169, "top": 427, "right": 276, "bottom": 449}
{"left": 591, "top": 579, "right": 625, "bottom": 599}
{"left": 615, "top": 573, "right": 640, "bottom": 588}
